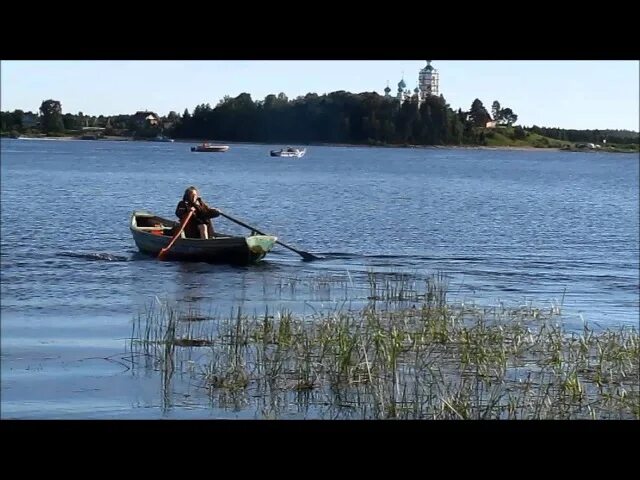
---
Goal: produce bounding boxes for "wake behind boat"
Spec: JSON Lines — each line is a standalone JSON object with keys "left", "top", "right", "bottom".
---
{"left": 270, "top": 147, "right": 306, "bottom": 158}
{"left": 130, "top": 211, "right": 276, "bottom": 264}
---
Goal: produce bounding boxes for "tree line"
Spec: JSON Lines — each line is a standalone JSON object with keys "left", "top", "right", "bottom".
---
{"left": 526, "top": 126, "right": 638, "bottom": 145}
{"left": 173, "top": 93, "right": 514, "bottom": 145}
{"left": 2, "top": 95, "right": 638, "bottom": 146}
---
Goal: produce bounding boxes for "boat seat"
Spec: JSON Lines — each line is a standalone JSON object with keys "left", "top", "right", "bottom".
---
{"left": 137, "top": 226, "right": 173, "bottom": 231}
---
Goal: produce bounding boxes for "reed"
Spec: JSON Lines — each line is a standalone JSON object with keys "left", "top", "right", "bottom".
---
{"left": 128, "top": 273, "right": 639, "bottom": 419}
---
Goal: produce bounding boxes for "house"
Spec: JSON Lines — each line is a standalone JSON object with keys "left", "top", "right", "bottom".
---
{"left": 485, "top": 121, "right": 497, "bottom": 129}
{"left": 132, "top": 111, "right": 160, "bottom": 128}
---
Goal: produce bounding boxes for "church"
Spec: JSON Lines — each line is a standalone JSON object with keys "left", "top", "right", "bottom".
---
{"left": 384, "top": 60, "right": 440, "bottom": 104}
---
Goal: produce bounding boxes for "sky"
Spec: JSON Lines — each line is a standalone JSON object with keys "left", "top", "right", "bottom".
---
{"left": 1, "top": 60, "right": 638, "bottom": 131}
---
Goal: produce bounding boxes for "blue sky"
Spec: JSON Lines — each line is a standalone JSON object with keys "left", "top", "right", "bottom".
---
{"left": 1, "top": 60, "right": 638, "bottom": 130}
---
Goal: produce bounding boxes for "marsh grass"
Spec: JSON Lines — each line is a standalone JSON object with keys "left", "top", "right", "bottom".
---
{"left": 129, "top": 273, "right": 639, "bottom": 419}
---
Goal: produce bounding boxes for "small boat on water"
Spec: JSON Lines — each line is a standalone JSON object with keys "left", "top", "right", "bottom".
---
{"left": 270, "top": 147, "right": 306, "bottom": 158}
{"left": 191, "top": 143, "right": 229, "bottom": 152}
{"left": 130, "top": 211, "right": 277, "bottom": 265}
{"left": 152, "top": 134, "right": 175, "bottom": 143}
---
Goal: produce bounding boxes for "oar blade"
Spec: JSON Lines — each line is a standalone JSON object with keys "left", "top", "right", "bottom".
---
{"left": 300, "top": 251, "right": 320, "bottom": 261}
{"left": 219, "top": 210, "right": 320, "bottom": 261}
{"left": 157, "top": 210, "right": 194, "bottom": 260}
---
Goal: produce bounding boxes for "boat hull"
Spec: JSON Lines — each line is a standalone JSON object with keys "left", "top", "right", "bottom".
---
{"left": 191, "top": 145, "right": 229, "bottom": 152}
{"left": 130, "top": 211, "right": 276, "bottom": 265}
{"left": 270, "top": 148, "right": 306, "bottom": 158}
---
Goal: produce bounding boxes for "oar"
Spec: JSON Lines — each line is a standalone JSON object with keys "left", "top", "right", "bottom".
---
{"left": 217, "top": 210, "right": 320, "bottom": 261}
{"left": 158, "top": 209, "right": 194, "bottom": 260}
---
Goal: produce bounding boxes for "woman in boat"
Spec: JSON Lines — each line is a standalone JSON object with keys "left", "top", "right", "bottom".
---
{"left": 175, "top": 186, "right": 220, "bottom": 239}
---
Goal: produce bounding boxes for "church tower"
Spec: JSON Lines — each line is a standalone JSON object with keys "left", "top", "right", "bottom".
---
{"left": 418, "top": 60, "right": 439, "bottom": 101}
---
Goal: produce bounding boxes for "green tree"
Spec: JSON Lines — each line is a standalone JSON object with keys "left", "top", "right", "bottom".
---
{"left": 469, "top": 99, "right": 491, "bottom": 127}
{"left": 491, "top": 101, "right": 501, "bottom": 122}
{"left": 39, "top": 99, "right": 64, "bottom": 133}
{"left": 172, "top": 89, "right": 518, "bottom": 146}
{"left": 11, "top": 109, "right": 24, "bottom": 130}
{"left": 62, "top": 113, "right": 79, "bottom": 130}
{"left": 500, "top": 108, "right": 518, "bottom": 126}
{"left": 513, "top": 125, "right": 526, "bottom": 139}
{"left": 1, "top": 112, "right": 11, "bottom": 131}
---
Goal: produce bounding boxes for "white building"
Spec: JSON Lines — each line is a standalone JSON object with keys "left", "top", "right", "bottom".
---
{"left": 418, "top": 60, "right": 439, "bottom": 101}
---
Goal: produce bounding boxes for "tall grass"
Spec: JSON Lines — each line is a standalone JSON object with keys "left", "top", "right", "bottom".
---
{"left": 129, "top": 273, "right": 639, "bottom": 419}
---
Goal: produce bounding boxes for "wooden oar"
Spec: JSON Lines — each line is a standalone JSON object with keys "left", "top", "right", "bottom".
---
{"left": 158, "top": 209, "right": 194, "bottom": 260}
{"left": 217, "top": 210, "right": 320, "bottom": 261}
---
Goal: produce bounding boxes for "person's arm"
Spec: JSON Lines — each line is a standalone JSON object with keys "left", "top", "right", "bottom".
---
{"left": 176, "top": 201, "right": 195, "bottom": 219}
{"left": 175, "top": 201, "right": 186, "bottom": 218}
{"left": 199, "top": 199, "right": 220, "bottom": 218}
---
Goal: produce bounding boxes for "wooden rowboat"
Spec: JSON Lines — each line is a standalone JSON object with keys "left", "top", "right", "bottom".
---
{"left": 130, "top": 211, "right": 277, "bottom": 264}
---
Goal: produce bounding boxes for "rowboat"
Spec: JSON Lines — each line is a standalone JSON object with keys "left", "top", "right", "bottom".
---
{"left": 130, "top": 211, "right": 277, "bottom": 264}
{"left": 191, "top": 143, "right": 229, "bottom": 152}
{"left": 270, "top": 147, "right": 306, "bottom": 158}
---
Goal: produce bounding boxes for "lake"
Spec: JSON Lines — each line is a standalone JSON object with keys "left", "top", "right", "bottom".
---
{"left": 1, "top": 138, "right": 638, "bottom": 418}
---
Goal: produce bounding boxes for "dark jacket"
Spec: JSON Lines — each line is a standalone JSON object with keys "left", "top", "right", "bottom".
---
{"left": 175, "top": 198, "right": 220, "bottom": 238}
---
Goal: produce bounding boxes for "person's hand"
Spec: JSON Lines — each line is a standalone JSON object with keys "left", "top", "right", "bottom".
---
{"left": 190, "top": 206, "right": 196, "bottom": 213}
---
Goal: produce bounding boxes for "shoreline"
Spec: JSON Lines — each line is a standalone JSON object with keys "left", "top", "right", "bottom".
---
{"left": 3, "top": 134, "right": 637, "bottom": 154}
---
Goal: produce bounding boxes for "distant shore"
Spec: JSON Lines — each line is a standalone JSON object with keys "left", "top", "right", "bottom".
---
{"left": 3, "top": 133, "right": 637, "bottom": 154}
